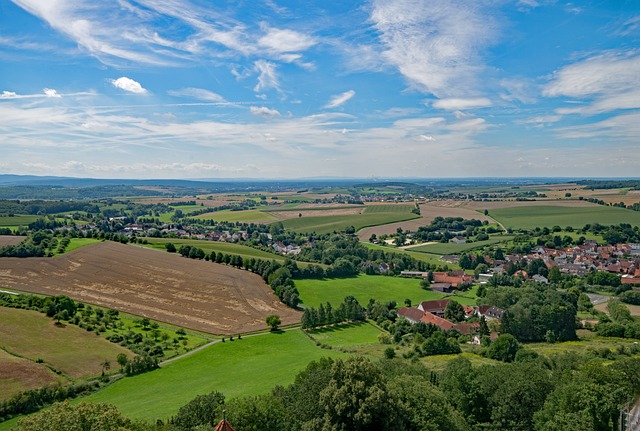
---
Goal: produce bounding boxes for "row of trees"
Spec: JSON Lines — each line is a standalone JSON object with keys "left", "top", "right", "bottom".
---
{"left": 300, "top": 296, "right": 366, "bottom": 329}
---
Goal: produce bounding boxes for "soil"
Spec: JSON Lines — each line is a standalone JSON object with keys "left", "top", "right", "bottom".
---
{"left": 0, "top": 242, "right": 300, "bottom": 335}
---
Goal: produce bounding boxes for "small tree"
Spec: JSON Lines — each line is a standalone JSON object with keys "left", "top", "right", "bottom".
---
{"left": 116, "top": 353, "right": 128, "bottom": 371}
{"left": 266, "top": 315, "right": 281, "bottom": 331}
{"left": 165, "top": 242, "right": 177, "bottom": 253}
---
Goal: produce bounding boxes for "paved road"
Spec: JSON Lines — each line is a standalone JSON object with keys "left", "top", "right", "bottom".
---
{"left": 585, "top": 292, "right": 612, "bottom": 305}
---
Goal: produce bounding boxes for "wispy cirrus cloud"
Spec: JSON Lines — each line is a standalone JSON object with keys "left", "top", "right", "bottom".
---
{"left": 369, "top": 0, "right": 499, "bottom": 98}
{"left": 324, "top": 90, "right": 355, "bottom": 109}
{"left": 254, "top": 60, "right": 280, "bottom": 93}
{"left": 432, "top": 98, "right": 491, "bottom": 111}
{"left": 543, "top": 49, "right": 640, "bottom": 115}
{"left": 167, "top": 88, "right": 225, "bottom": 102}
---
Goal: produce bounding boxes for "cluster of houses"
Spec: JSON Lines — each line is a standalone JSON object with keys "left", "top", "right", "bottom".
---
{"left": 496, "top": 241, "right": 640, "bottom": 285}
{"left": 398, "top": 298, "right": 503, "bottom": 343}
{"left": 400, "top": 270, "right": 474, "bottom": 293}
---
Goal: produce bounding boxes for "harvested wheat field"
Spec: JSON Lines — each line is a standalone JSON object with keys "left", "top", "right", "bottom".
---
{"left": 0, "top": 349, "right": 64, "bottom": 402}
{"left": 0, "top": 235, "right": 23, "bottom": 246}
{"left": 0, "top": 242, "right": 300, "bottom": 335}
{"left": 357, "top": 201, "right": 493, "bottom": 241}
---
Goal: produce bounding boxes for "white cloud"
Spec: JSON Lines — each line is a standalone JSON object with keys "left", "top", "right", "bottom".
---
{"left": 518, "top": 115, "right": 562, "bottom": 125}
{"left": 324, "top": 90, "right": 356, "bottom": 109}
{"left": 253, "top": 60, "right": 279, "bottom": 92}
{"left": 258, "top": 26, "right": 316, "bottom": 53}
{"left": 543, "top": 50, "right": 640, "bottom": 98}
{"left": 250, "top": 106, "right": 281, "bottom": 118}
{"left": 111, "top": 77, "right": 148, "bottom": 94}
{"left": 43, "top": 88, "right": 61, "bottom": 98}
{"left": 419, "top": 135, "right": 435, "bottom": 141}
{"left": 369, "top": 0, "right": 498, "bottom": 97}
{"left": 1, "top": 91, "right": 18, "bottom": 98}
{"left": 543, "top": 50, "right": 640, "bottom": 115}
{"left": 432, "top": 97, "right": 491, "bottom": 110}
{"left": 167, "top": 88, "right": 225, "bottom": 102}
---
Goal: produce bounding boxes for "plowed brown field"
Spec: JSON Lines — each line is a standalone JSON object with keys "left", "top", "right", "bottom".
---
{"left": 0, "top": 235, "right": 23, "bottom": 246}
{"left": 0, "top": 242, "right": 300, "bottom": 335}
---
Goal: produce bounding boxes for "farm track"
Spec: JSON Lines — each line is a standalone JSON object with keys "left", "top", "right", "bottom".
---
{"left": 0, "top": 242, "right": 300, "bottom": 335}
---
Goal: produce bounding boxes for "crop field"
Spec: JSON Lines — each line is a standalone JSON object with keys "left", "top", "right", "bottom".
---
{"left": 140, "top": 237, "right": 287, "bottom": 262}
{"left": 361, "top": 243, "right": 461, "bottom": 269}
{"left": 81, "top": 330, "right": 344, "bottom": 421}
{"left": 195, "top": 209, "right": 278, "bottom": 223}
{"left": 409, "top": 235, "right": 514, "bottom": 255}
{"left": 489, "top": 205, "right": 640, "bottom": 229}
{"left": 0, "top": 348, "right": 65, "bottom": 402}
{"left": 0, "top": 215, "right": 40, "bottom": 227}
{"left": 0, "top": 308, "right": 131, "bottom": 381}
{"left": 357, "top": 201, "right": 494, "bottom": 241}
{"left": 295, "top": 274, "right": 447, "bottom": 308}
{"left": 281, "top": 212, "right": 420, "bottom": 234}
{"left": 363, "top": 204, "right": 415, "bottom": 213}
{"left": 0, "top": 242, "right": 300, "bottom": 335}
{"left": 0, "top": 235, "right": 23, "bottom": 246}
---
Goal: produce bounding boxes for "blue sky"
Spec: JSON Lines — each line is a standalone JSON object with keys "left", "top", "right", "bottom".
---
{"left": 1, "top": 0, "right": 639, "bottom": 179}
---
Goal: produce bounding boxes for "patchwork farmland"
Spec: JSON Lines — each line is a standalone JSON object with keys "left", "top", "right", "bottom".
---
{"left": 0, "top": 242, "right": 300, "bottom": 335}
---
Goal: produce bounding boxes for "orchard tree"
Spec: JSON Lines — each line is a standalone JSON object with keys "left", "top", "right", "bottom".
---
{"left": 266, "top": 315, "right": 281, "bottom": 331}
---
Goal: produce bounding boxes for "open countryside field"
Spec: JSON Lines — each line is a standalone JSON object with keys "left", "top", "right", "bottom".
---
{"left": 140, "top": 237, "right": 288, "bottom": 262}
{"left": 410, "top": 235, "right": 514, "bottom": 255}
{"left": 0, "top": 215, "right": 40, "bottom": 228}
{"left": 358, "top": 201, "right": 494, "bottom": 241}
{"left": 0, "top": 348, "right": 65, "bottom": 402}
{"left": 361, "top": 242, "right": 461, "bottom": 269}
{"left": 489, "top": 205, "right": 640, "bottom": 229}
{"left": 0, "top": 242, "right": 300, "bottom": 335}
{"left": 306, "top": 321, "right": 382, "bottom": 348}
{"left": 0, "top": 308, "right": 131, "bottom": 382}
{"left": 296, "top": 274, "right": 448, "bottom": 308}
{"left": 282, "top": 212, "right": 420, "bottom": 234}
{"left": 0, "top": 235, "right": 23, "bottom": 246}
{"left": 81, "top": 330, "right": 344, "bottom": 421}
{"left": 195, "top": 209, "right": 278, "bottom": 223}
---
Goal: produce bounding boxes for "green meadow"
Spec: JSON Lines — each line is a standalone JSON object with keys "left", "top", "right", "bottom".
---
{"left": 363, "top": 204, "right": 415, "bottom": 213}
{"left": 195, "top": 209, "right": 278, "bottom": 223}
{"left": 0, "top": 215, "right": 40, "bottom": 228}
{"left": 306, "top": 321, "right": 382, "bottom": 348}
{"left": 80, "top": 330, "right": 344, "bottom": 421}
{"left": 409, "top": 235, "right": 514, "bottom": 255}
{"left": 295, "top": 274, "right": 447, "bottom": 308}
{"left": 140, "top": 237, "right": 285, "bottom": 261}
{"left": 281, "top": 212, "right": 420, "bottom": 234}
{"left": 490, "top": 205, "right": 640, "bottom": 230}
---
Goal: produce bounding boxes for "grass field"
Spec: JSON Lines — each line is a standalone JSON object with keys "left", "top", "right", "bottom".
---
{"left": 306, "top": 322, "right": 382, "bottom": 348}
{"left": 0, "top": 349, "right": 66, "bottom": 402}
{"left": 195, "top": 209, "right": 277, "bottom": 223}
{"left": 409, "top": 235, "right": 514, "bottom": 255}
{"left": 81, "top": 330, "right": 344, "bottom": 421}
{"left": 140, "top": 237, "right": 285, "bottom": 262}
{"left": 0, "top": 308, "right": 132, "bottom": 381}
{"left": 490, "top": 205, "right": 640, "bottom": 229}
{"left": 53, "top": 238, "right": 101, "bottom": 256}
{"left": 361, "top": 243, "right": 461, "bottom": 270}
{"left": 0, "top": 215, "right": 40, "bottom": 227}
{"left": 281, "top": 212, "right": 420, "bottom": 234}
{"left": 295, "top": 274, "right": 448, "bottom": 308}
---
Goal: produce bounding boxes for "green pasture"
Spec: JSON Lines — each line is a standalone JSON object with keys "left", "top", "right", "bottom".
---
{"left": 0, "top": 308, "right": 132, "bottom": 381}
{"left": 0, "top": 215, "right": 40, "bottom": 227}
{"left": 410, "top": 235, "right": 514, "bottom": 255}
{"left": 363, "top": 204, "right": 415, "bottom": 213}
{"left": 52, "top": 238, "right": 101, "bottom": 256}
{"left": 81, "top": 330, "right": 344, "bottom": 421}
{"left": 296, "top": 274, "right": 447, "bottom": 308}
{"left": 490, "top": 205, "right": 640, "bottom": 230}
{"left": 306, "top": 322, "right": 382, "bottom": 348}
{"left": 281, "top": 212, "right": 419, "bottom": 234}
{"left": 361, "top": 243, "right": 461, "bottom": 270}
{"left": 262, "top": 204, "right": 361, "bottom": 212}
{"left": 139, "top": 238, "right": 285, "bottom": 262}
{"left": 195, "top": 209, "right": 277, "bottom": 223}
